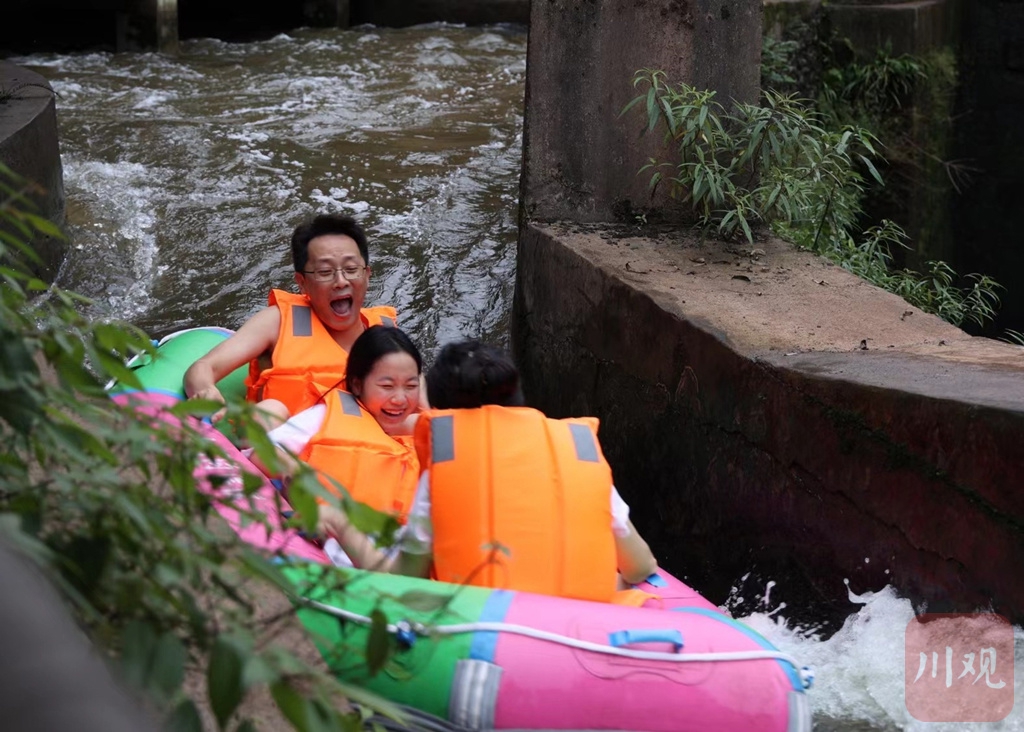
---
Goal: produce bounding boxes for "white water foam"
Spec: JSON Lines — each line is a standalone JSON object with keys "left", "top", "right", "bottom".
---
{"left": 735, "top": 580, "right": 1024, "bottom": 730}
{"left": 62, "top": 159, "right": 161, "bottom": 320}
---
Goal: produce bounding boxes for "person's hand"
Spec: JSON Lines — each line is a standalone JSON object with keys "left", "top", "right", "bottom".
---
{"left": 188, "top": 385, "right": 227, "bottom": 423}
{"left": 317, "top": 504, "right": 351, "bottom": 539}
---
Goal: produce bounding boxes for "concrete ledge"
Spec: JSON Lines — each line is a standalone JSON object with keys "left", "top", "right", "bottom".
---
{"left": 0, "top": 62, "right": 65, "bottom": 279}
{"left": 513, "top": 222, "right": 1024, "bottom": 622}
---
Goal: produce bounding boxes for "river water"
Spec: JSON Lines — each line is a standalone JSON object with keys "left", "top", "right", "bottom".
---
{"left": 21, "top": 24, "right": 524, "bottom": 348}
{"left": 15, "top": 25, "right": 1023, "bottom": 732}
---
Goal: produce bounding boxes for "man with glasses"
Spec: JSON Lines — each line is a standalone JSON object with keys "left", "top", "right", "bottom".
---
{"left": 184, "top": 214, "right": 397, "bottom": 423}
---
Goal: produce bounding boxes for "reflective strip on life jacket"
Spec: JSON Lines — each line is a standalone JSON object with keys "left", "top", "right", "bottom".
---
{"left": 299, "top": 389, "right": 418, "bottom": 521}
{"left": 415, "top": 406, "right": 618, "bottom": 603}
{"left": 244, "top": 289, "right": 398, "bottom": 414}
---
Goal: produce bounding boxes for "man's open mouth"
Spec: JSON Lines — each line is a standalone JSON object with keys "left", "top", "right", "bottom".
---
{"left": 330, "top": 296, "right": 353, "bottom": 317}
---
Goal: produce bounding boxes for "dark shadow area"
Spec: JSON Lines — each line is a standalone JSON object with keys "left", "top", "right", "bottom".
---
{"left": 177, "top": 1, "right": 308, "bottom": 43}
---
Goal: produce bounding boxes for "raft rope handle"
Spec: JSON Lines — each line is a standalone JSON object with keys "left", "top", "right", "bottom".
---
{"left": 303, "top": 598, "right": 815, "bottom": 689}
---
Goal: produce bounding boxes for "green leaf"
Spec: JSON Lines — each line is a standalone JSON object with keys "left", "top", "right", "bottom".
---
{"left": 344, "top": 500, "right": 400, "bottom": 545}
{"left": 150, "top": 632, "right": 187, "bottom": 701}
{"left": 169, "top": 398, "right": 224, "bottom": 419}
{"left": 241, "top": 653, "right": 280, "bottom": 690}
{"left": 120, "top": 620, "right": 158, "bottom": 691}
{"left": 208, "top": 634, "right": 248, "bottom": 729}
{"left": 396, "top": 589, "right": 454, "bottom": 613}
{"left": 645, "top": 86, "right": 658, "bottom": 132}
{"left": 166, "top": 699, "right": 205, "bottom": 732}
{"left": 366, "top": 608, "right": 390, "bottom": 676}
{"left": 857, "top": 153, "right": 884, "bottom": 185}
{"left": 287, "top": 479, "right": 320, "bottom": 535}
{"left": 22, "top": 212, "right": 63, "bottom": 239}
{"left": 271, "top": 682, "right": 310, "bottom": 731}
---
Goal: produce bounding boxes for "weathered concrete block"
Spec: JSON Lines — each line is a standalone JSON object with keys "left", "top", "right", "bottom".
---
{"left": 0, "top": 62, "right": 65, "bottom": 281}
{"left": 513, "top": 222, "right": 1024, "bottom": 623}
{"left": 123, "top": 0, "right": 179, "bottom": 52}
{"left": 827, "top": 0, "right": 959, "bottom": 57}
{"left": 521, "top": 0, "right": 763, "bottom": 225}
{"left": 763, "top": 0, "right": 822, "bottom": 39}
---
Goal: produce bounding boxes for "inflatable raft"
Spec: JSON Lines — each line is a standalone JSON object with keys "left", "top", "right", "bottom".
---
{"left": 111, "top": 327, "right": 814, "bottom": 732}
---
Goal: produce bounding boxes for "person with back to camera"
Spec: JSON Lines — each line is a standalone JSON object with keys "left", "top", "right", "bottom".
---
{"left": 183, "top": 214, "right": 398, "bottom": 426}
{"left": 320, "top": 339, "right": 659, "bottom": 605}
{"left": 256, "top": 325, "right": 423, "bottom": 567}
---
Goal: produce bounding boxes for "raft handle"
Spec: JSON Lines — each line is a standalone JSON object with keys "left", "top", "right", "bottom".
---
{"left": 642, "top": 572, "right": 668, "bottom": 588}
{"left": 608, "top": 628, "right": 683, "bottom": 652}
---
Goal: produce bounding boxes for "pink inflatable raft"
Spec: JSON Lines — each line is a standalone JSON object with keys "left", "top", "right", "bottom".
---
{"left": 113, "top": 327, "right": 814, "bottom": 732}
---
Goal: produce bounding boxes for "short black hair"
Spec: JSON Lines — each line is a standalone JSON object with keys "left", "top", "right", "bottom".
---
{"left": 345, "top": 326, "right": 422, "bottom": 394}
{"left": 291, "top": 214, "right": 369, "bottom": 273}
{"left": 425, "top": 339, "right": 525, "bottom": 410}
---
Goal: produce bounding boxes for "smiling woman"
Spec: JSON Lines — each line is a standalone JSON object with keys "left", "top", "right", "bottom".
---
{"left": 257, "top": 325, "right": 425, "bottom": 567}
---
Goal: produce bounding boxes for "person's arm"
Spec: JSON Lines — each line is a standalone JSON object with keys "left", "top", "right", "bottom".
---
{"left": 183, "top": 306, "right": 281, "bottom": 420}
{"left": 317, "top": 473, "right": 434, "bottom": 577}
{"left": 610, "top": 487, "right": 658, "bottom": 585}
{"left": 615, "top": 521, "right": 658, "bottom": 585}
{"left": 251, "top": 404, "right": 324, "bottom": 478}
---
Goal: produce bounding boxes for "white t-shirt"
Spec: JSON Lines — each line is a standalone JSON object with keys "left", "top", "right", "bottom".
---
{"left": 395, "top": 471, "right": 632, "bottom": 556}
{"left": 266, "top": 403, "right": 327, "bottom": 455}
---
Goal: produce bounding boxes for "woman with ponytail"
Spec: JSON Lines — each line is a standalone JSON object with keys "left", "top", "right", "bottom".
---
{"left": 324, "top": 339, "right": 657, "bottom": 604}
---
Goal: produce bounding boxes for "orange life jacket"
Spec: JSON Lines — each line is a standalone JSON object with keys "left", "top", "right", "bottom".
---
{"left": 414, "top": 406, "right": 619, "bottom": 603}
{"left": 245, "top": 289, "right": 398, "bottom": 414}
{"left": 299, "top": 389, "right": 419, "bottom": 521}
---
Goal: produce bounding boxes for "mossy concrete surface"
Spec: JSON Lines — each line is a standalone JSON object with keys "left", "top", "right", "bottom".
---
{"left": 0, "top": 61, "right": 65, "bottom": 281}
{"left": 520, "top": 0, "right": 763, "bottom": 226}
{"left": 513, "top": 221, "right": 1024, "bottom": 624}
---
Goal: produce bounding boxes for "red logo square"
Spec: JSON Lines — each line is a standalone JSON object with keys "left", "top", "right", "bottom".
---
{"left": 905, "top": 613, "right": 1014, "bottom": 722}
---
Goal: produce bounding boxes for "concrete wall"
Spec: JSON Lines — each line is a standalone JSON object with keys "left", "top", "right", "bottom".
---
{"left": 520, "top": 0, "right": 763, "bottom": 225}
{"left": 0, "top": 62, "right": 65, "bottom": 280}
{"left": 951, "top": 0, "right": 1024, "bottom": 335}
{"left": 513, "top": 223, "right": 1024, "bottom": 623}
{"left": 514, "top": 0, "right": 1024, "bottom": 624}
{"left": 827, "top": 0, "right": 960, "bottom": 57}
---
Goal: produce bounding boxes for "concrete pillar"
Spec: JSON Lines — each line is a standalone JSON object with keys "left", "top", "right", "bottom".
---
{"left": 122, "top": 0, "right": 179, "bottom": 53}
{"left": 0, "top": 62, "right": 66, "bottom": 282}
{"left": 519, "top": 0, "right": 763, "bottom": 225}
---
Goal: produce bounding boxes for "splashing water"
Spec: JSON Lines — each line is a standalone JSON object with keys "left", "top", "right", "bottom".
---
{"left": 735, "top": 578, "right": 1024, "bottom": 730}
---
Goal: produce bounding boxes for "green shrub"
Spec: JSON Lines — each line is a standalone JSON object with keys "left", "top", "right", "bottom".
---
{"left": 0, "top": 163, "right": 399, "bottom": 731}
{"left": 625, "top": 70, "right": 1002, "bottom": 329}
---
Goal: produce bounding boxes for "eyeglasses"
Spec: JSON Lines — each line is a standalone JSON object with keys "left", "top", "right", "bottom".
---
{"left": 303, "top": 265, "right": 367, "bottom": 283}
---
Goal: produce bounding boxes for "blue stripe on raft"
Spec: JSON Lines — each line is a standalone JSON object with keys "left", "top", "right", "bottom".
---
{"left": 468, "top": 590, "right": 514, "bottom": 662}
{"left": 671, "top": 607, "right": 804, "bottom": 692}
